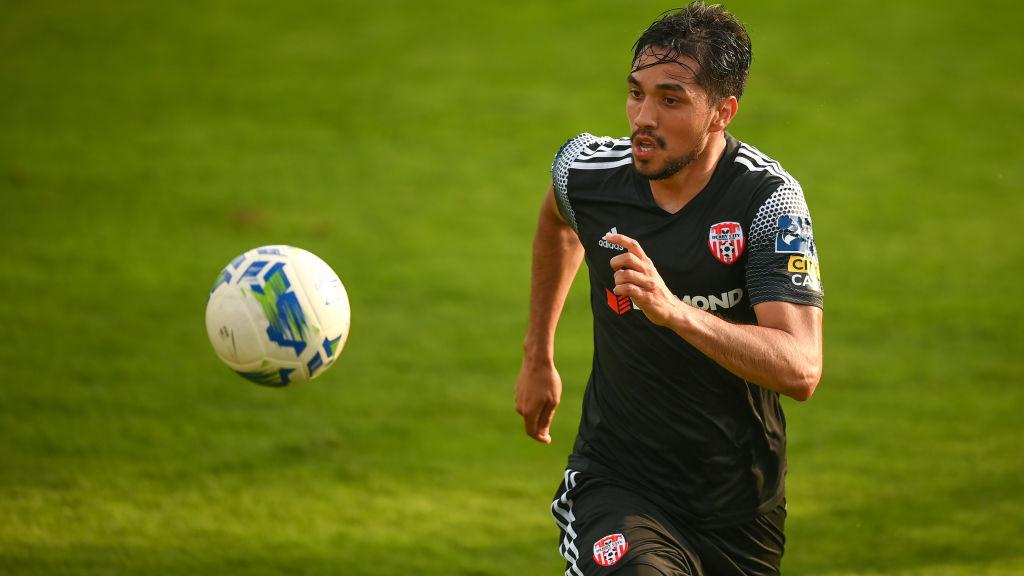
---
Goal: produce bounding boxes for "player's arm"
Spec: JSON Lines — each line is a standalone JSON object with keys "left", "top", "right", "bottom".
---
{"left": 515, "top": 187, "right": 585, "bottom": 443}
{"left": 671, "top": 298, "right": 821, "bottom": 401}
{"left": 606, "top": 233, "right": 822, "bottom": 400}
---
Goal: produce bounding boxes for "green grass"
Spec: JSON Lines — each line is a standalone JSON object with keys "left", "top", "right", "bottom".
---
{"left": 2, "top": 1, "right": 1022, "bottom": 574}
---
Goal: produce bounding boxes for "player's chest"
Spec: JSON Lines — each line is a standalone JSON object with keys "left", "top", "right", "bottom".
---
{"left": 576, "top": 199, "right": 751, "bottom": 311}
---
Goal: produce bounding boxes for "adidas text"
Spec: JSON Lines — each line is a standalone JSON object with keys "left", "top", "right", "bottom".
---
{"left": 600, "top": 227, "right": 625, "bottom": 251}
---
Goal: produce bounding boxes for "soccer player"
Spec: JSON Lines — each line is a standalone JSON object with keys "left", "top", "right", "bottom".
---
{"left": 514, "top": 3, "right": 824, "bottom": 575}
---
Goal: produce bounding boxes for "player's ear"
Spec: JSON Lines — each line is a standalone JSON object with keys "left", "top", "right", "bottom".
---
{"left": 709, "top": 96, "right": 738, "bottom": 133}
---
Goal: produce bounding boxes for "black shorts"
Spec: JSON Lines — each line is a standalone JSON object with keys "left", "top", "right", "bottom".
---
{"left": 550, "top": 469, "right": 786, "bottom": 576}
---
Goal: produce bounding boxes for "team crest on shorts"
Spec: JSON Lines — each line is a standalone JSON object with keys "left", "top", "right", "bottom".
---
{"left": 593, "top": 533, "right": 629, "bottom": 567}
{"left": 708, "top": 221, "right": 745, "bottom": 264}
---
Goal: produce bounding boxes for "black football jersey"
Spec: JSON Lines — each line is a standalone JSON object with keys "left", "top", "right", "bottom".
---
{"left": 553, "top": 132, "right": 823, "bottom": 528}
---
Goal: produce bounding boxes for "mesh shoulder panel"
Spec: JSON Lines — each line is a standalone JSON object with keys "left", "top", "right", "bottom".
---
{"left": 746, "top": 183, "right": 824, "bottom": 307}
{"left": 735, "top": 142, "right": 822, "bottom": 307}
{"left": 551, "top": 133, "right": 604, "bottom": 233}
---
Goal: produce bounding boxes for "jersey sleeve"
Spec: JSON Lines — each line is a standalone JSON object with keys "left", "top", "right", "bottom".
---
{"left": 745, "top": 182, "right": 824, "bottom": 308}
{"left": 551, "top": 133, "right": 602, "bottom": 233}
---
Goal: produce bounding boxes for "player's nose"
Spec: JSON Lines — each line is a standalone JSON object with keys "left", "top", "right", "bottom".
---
{"left": 632, "top": 97, "right": 657, "bottom": 130}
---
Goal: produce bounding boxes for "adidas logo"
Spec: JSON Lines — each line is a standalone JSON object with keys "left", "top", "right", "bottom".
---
{"left": 599, "top": 227, "right": 626, "bottom": 251}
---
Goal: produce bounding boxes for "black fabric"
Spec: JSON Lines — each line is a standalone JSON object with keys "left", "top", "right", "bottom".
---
{"left": 553, "top": 132, "right": 822, "bottom": 528}
{"left": 552, "top": 470, "right": 785, "bottom": 576}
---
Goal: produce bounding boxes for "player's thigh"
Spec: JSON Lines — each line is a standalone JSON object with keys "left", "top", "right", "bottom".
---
{"left": 697, "top": 503, "right": 786, "bottom": 576}
{"left": 551, "top": 471, "right": 702, "bottom": 575}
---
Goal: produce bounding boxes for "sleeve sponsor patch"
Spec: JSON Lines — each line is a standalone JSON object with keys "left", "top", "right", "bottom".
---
{"left": 787, "top": 255, "right": 822, "bottom": 292}
{"left": 746, "top": 184, "right": 824, "bottom": 308}
{"left": 775, "top": 214, "right": 814, "bottom": 255}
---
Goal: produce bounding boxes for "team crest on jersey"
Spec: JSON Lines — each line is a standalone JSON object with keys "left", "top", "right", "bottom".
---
{"left": 593, "top": 533, "right": 629, "bottom": 567}
{"left": 708, "top": 222, "right": 745, "bottom": 264}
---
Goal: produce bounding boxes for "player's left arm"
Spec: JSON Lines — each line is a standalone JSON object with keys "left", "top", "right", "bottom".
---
{"left": 606, "top": 233, "right": 822, "bottom": 401}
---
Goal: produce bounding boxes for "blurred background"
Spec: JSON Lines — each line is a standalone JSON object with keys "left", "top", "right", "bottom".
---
{"left": 2, "top": 1, "right": 1022, "bottom": 574}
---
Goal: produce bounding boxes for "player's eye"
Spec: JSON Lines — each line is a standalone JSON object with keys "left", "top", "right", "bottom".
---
{"left": 628, "top": 89, "right": 642, "bottom": 99}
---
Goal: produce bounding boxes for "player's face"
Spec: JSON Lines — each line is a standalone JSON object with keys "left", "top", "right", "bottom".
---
{"left": 627, "top": 49, "right": 719, "bottom": 180}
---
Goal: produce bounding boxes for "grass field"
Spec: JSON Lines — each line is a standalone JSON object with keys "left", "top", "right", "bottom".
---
{"left": 2, "top": 1, "right": 1023, "bottom": 574}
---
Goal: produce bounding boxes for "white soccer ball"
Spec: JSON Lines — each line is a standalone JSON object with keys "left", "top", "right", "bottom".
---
{"left": 205, "top": 245, "right": 350, "bottom": 386}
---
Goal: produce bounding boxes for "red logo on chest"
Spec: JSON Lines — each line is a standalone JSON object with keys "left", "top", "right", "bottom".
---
{"left": 593, "top": 533, "right": 629, "bottom": 567}
{"left": 605, "top": 288, "right": 632, "bottom": 315}
{"left": 708, "top": 221, "right": 745, "bottom": 264}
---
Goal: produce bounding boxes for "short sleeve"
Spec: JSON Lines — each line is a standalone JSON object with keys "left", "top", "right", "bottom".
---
{"left": 551, "top": 133, "right": 602, "bottom": 233}
{"left": 746, "top": 183, "right": 823, "bottom": 308}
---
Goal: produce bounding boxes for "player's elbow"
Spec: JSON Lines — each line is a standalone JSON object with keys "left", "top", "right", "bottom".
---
{"left": 785, "top": 362, "right": 822, "bottom": 402}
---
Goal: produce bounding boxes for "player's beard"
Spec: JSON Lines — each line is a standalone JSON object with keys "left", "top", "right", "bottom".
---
{"left": 632, "top": 131, "right": 707, "bottom": 181}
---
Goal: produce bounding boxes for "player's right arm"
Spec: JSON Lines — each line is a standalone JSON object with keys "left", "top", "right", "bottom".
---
{"left": 515, "top": 187, "right": 584, "bottom": 444}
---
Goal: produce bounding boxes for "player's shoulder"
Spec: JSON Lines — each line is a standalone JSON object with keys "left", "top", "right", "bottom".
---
{"left": 720, "top": 137, "right": 818, "bottom": 251}
{"left": 552, "top": 133, "right": 632, "bottom": 179}
{"left": 732, "top": 138, "right": 818, "bottom": 259}
{"left": 729, "top": 138, "right": 802, "bottom": 194}
{"left": 550, "top": 133, "right": 632, "bottom": 233}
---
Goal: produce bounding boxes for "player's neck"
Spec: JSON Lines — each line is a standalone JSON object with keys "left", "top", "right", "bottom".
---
{"left": 649, "top": 132, "right": 726, "bottom": 214}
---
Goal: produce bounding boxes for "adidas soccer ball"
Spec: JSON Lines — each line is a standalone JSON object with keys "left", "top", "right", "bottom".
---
{"left": 205, "top": 245, "right": 350, "bottom": 386}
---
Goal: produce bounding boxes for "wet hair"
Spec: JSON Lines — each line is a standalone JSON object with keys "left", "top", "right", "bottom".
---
{"left": 632, "top": 2, "right": 752, "bottom": 101}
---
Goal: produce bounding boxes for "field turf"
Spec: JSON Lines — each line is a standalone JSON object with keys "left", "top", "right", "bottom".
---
{"left": 2, "top": 1, "right": 1022, "bottom": 574}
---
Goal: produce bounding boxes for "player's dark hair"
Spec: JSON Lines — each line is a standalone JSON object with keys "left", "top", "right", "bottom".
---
{"left": 632, "top": 2, "right": 752, "bottom": 101}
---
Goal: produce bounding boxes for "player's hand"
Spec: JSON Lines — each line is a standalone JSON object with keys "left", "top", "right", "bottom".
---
{"left": 514, "top": 360, "right": 562, "bottom": 444}
{"left": 607, "top": 233, "right": 680, "bottom": 327}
